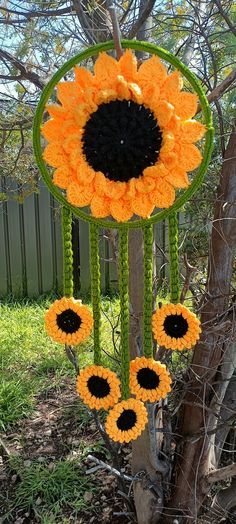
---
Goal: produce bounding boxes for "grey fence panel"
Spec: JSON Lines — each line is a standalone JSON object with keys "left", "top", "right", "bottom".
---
{"left": 0, "top": 202, "right": 8, "bottom": 296}
{"left": 6, "top": 182, "right": 23, "bottom": 296}
{"left": 23, "top": 191, "right": 40, "bottom": 296}
{"left": 38, "top": 182, "right": 54, "bottom": 293}
{"left": 79, "top": 219, "right": 91, "bottom": 295}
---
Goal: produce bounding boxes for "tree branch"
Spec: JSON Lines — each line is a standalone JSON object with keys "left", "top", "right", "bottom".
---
{"left": 206, "top": 463, "right": 236, "bottom": 485}
{"left": 128, "top": 0, "right": 155, "bottom": 39}
{"left": 197, "top": 68, "right": 236, "bottom": 112}
{"left": 214, "top": 0, "right": 236, "bottom": 37}
{"left": 0, "top": 49, "right": 44, "bottom": 89}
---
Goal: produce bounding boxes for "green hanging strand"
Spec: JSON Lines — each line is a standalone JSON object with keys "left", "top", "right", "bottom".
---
{"left": 168, "top": 212, "right": 180, "bottom": 304}
{"left": 119, "top": 228, "right": 130, "bottom": 400}
{"left": 90, "top": 223, "right": 101, "bottom": 365}
{"left": 62, "top": 206, "right": 73, "bottom": 297}
{"left": 143, "top": 224, "right": 153, "bottom": 358}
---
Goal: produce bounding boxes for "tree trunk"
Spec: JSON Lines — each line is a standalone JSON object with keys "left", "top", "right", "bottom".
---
{"left": 166, "top": 123, "right": 236, "bottom": 523}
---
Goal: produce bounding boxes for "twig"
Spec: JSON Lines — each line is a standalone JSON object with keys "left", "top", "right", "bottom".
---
{"left": 205, "top": 463, "right": 236, "bottom": 485}
{"left": 0, "top": 436, "right": 12, "bottom": 457}
{"left": 64, "top": 344, "right": 79, "bottom": 375}
{"left": 107, "top": 2, "right": 123, "bottom": 59}
{"left": 86, "top": 454, "right": 133, "bottom": 482}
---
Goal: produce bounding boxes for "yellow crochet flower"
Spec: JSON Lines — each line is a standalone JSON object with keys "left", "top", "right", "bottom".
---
{"left": 130, "top": 356, "right": 172, "bottom": 402}
{"left": 42, "top": 50, "right": 206, "bottom": 222}
{"left": 45, "top": 297, "right": 93, "bottom": 345}
{"left": 152, "top": 303, "right": 201, "bottom": 351}
{"left": 76, "top": 365, "right": 121, "bottom": 410}
{"left": 105, "top": 398, "right": 148, "bottom": 443}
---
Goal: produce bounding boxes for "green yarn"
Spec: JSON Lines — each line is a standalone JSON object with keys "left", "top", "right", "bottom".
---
{"left": 33, "top": 39, "right": 214, "bottom": 230}
{"left": 168, "top": 213, "right": 180, "bottom": 304}
{"left": 143, "top": 224, "right": 153, "bottom": 358}
{"left": 119, "top": 228, "right": 130, "bottom": 399}
{"left": 62, "top": 206, "right": 73, "bottom": 297}
{"left": 90, "top": 223, "right": 101, "bottom": 365}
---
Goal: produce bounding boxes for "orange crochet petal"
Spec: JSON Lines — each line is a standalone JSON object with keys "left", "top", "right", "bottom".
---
{"left": 57, "top": 82, "right": 84, "bottom": 107}
{"left": 149, "top": 180, "right": 175, "bottom": 208}
{"left": 91, "top": 194, "right": 111, "bottom": 218}
{"left": 178, "top": 144, "right": 202, "bottom": 171}
{"left": 74, "top": 66, "right": 94, "bottom": 88}
{"left": 161, "top": 71, "right": 183, "bottom": 105}
{"left": 152, "top": 100, "right": 174, "bottom": 128}
{"left": 131, "top": 194, "right": 154, "bottom": 218}
{"left": 110, "top": 199, "right": 133, "bottom": 222}
{"left": 76, "top": 164, "right": 96, "bottom": 185}
{"left": 161, "top": 132, "right": 175, "bottom": 154}
{"left": 137, "top": 55, "right": 167, "bottom": 89}
{"left": 119, "top": 50, "right": 137, "bottom": 82}
{"left": 94, "top": 53, "right": 119, "bottom": 88}
{"left": 93, "top": 172, "right": 108, "bottom": 196}
{"left": 135, "top": 176, "right": 156, "bottom": 193}
{"left": 165, "top": 168, "right": 190, "bottom": 188}
{"left": 180, "top": 120, "right": 206, "bottom": 143}
{"left": 43, "top": 143, "right": 68, "bottom": 168}
{"left": 41, "top": 119, "right": 63, "bottom": 141}
{"left": 67, "top": 182, "right": 94, "bottom": 207}
{"left": 103, "top": 180, "right": 127, "bottom": 200}
{"left": 174, "top": 92, "right": 198, "bottom": 120}
{"left": 96, "top": 88, "right": 117, "bottom": 105}
{"left": 116, "top": 76, "right": 130, "bottom": 100}
{"left": 46, "top": 104, "right": 67, "bottom": 119}
{"left": 53, "top": 166, "right": 71, "bottom": 189}
{"left": 128, "top": 83, "right": 143, "bottom": 103}
{"left": 63, "top": 134, "right": 82, "bottom": 155}
{"left": 143, "top": 163, "right": 169, "bottom": 180}
{"left": 160, "top": 151, "right": 178, "bottom": 171}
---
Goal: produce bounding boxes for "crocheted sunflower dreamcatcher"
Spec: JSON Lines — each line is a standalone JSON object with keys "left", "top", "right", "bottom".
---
{"left": 33, "top": 40, "right": 213, "bottom": 444}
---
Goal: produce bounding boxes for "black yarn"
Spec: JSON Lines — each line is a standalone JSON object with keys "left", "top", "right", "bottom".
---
{"left": 137, "top": 368, "right": 160, "bottom": 389}
{"left": 87, "top": 375, "right": 111, "bottom": 398}
{"left": 117, "top": 409, "right": 137, "bottom": 431}
{"left": 82, "top": 100, "right": 162, "bottom": 182}
{"left": 163, "top": 314, "right": 188, "bottom": 338}
{"left": 56, "top": 308, "right": 82, "bottom": 334}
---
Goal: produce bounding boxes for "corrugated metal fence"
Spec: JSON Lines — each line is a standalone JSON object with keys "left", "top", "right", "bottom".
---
{"left": 0, "top": 177, "right": 169, "bottom": 297}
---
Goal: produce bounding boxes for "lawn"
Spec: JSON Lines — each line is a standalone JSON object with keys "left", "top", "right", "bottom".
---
{"left": 0, "top": 295, "right": 128, "bottom": 524}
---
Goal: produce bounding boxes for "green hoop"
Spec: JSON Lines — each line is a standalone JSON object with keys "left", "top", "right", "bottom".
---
{"left": 33, "top": 39, "right": 214, "bottom": 230}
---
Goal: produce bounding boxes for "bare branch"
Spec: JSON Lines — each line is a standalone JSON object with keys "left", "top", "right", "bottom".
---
{"left": 206, "top": 463, "right": 236, "bottom": 485}
{"left": 128, "top": 0, "right": 155, "bottom": 39}
{"left": 0, "top": 49, "right": 44, "bottom": 89}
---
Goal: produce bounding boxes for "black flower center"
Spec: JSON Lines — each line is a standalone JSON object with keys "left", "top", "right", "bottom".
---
{"left": 163, "top": 314, "right": 188, "bottom": 338}
{"left": 56, "top": 308, "right": 82, "bottom": 334}
{"left": 117, "top": 409, "right": 137, "bottom": 431}
{"left": 87, "top": 375, "right": 110, "bottom": 398}
{"left": 137, "top": 367, "right": 160, "bottom": 390}
{"left": 82, "top": 100, "right": 162, "bottom": 182}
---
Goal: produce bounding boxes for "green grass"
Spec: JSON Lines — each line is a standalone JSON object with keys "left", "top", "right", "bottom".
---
{"left": 3, "top": 457, "right": 95, "bottom": 522}
{"left": 0, "top": 295, "right": 119, "bottom": 430}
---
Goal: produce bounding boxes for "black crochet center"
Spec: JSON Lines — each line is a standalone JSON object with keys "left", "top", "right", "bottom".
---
{"left": 117, "top": 409, "right": 137, "bottom": 431}
{"left": 87, "top": 376, "right": 110, "bottom": 398}
{"left": 56, "top": 308, "right": 82, "bottom": 334}
{"left": 82, "top": 100, "right": 162, "bottom": 182}
{"left": 137, "top": 368, "right": 160, "bottom": 389}
{"left": 163, "top": 314, "right": 188, "bottom": 338}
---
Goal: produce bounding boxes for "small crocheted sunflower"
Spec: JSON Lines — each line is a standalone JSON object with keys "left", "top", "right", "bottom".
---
{"left": 45, "top": 297, "right": 93, "bottom": 345}
{"left": 130, "top": 356, "right": 172, "bottom": 402}
{"left": 42, "top": 50, "right": 206, "bottom": 222}
{"left": 152, "top": 303, "right": 201, "bottom": 351}
{"left": 105, "top": 398, "right": 148, "bottom": 443}
{"left": 76, "top": 365, "right": 121, "bottom": 410}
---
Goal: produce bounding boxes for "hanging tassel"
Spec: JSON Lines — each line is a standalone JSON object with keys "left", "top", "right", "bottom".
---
{"left": 118, "top": 227, "right": 130, "bottom": 400}
{"left": 143, "top": 224, "right": 153, "bottom": 358}
{"left": 168, "top": 212, "right": 180, "bottom": 304}
{"left": 62, "top": 206, "right": 73, "bottom": 297}
{"left": 90, "top": 223, "right": 101, "bottom": 365}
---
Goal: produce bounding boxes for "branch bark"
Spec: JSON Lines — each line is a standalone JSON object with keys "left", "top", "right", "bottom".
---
{"left": 206, "top": 463, "right": 236, "bottom": 485}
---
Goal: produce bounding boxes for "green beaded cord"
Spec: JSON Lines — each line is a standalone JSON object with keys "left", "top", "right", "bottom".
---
{"left": 143, "top": 224, "right": 154, "bottom": 358}
{"left": 90, "top": 223, "right": 101, "bottom": 365}
{"left": 119, "top": 228, "right": 130, "bottom": 399}
{"left": 62, "top": 207, "right": 73, "bottom": 297}
{"left": 168, "top": 212, "right": 180, "bottom": 304}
